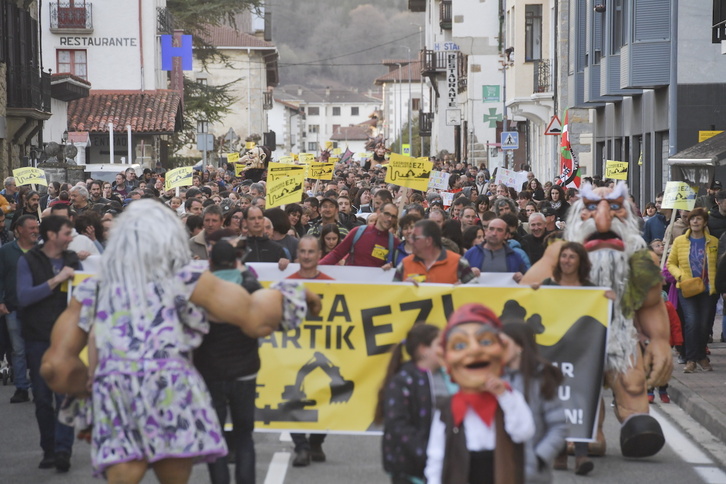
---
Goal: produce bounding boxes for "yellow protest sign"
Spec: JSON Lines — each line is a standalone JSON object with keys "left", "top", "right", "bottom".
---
{"left": 164, "top": 167, "right": 194, "bottom": 191}
{"left": 233, "top": 163, "right": 247, "bottom": 176}
{"left": 266, "top": 170, "right": 305, "bottom": 208}
{"left": 325, "top": 141, "right": 333, "bottom": 150}
{"left": 267, "top": 163, "right": 307, "bottom": 182}
{"left": 277, "top": 156, "right": 294, "bottom": 164}
{"left": 328, "top": 157, "right": 339, "bottom": 164}
{"left": 333, "top": 148, "right": 341, "bottom": 155}
{"left": 604, "top": 160, "right": 628, "bottom": 180}
{"left": 254, "top": 282, "right": 609, "bottom": 439}
{"left": 384, "top": 154, "right": 433, "bottom": 191}
{"left": 298, "top": 153, "right": 315, "bottom": 164}
{"left": 245, "top": 141, "right": 256, "bottom": 150}
{"left": 13, "top": 167, "right": 47, "bottom": 187}
{"left": 307, "top": 161, "right": 335, "bottom": 180}
{"left": 226, "top": 152, "right": 240, "bottom": 164}
{"left": 662, "top": 181, "right": 697, "bottom": 210}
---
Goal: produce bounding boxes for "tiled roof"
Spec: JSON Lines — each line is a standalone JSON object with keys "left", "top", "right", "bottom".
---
{"left": 68, "top": 90, "right": 182, "bottom": 134}
{"left": 374, "top": 61, "right": 423, "bottom": 84}
{"left": 331, "top": 125, "right": 371, "bottom": 141}
{"left": 274, "top": 85, "right": 381, "bottom": 104}
{"left": 199, "top": 25, "right": 276, "bottom": 49}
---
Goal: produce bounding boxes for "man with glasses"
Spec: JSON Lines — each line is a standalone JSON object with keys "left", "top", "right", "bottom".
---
{"left": 320, "top": 202, "right": 400, "bottom": 268}
{"left": 394, "top": 219, "right": 474, "bottom": 284}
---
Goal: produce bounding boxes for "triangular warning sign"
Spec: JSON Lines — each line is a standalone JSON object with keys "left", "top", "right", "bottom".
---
{"left": 545, "top": 115, "right": 562, "bottom": 136}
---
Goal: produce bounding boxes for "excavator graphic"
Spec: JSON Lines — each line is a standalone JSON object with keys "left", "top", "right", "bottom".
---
{"left": 256, "top": 352, "right": 355, "bottom": 425}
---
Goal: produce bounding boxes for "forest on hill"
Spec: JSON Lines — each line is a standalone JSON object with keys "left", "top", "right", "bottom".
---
{"left": 269, "top": 0, "right": 424, "bottom": 89}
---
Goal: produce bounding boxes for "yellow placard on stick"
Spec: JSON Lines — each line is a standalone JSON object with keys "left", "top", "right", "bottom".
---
{"left": 226, "top": 152, "right": 240, "bottom": 164}
{"left": 266, "top": 171, "right": 305, "bottom": 208}
{"left": 267, "top": 163, "right": 307, "bottom": 182}
{"left": 164, "top": 167, "right": 194, "bottom": 191}
{"left": 307, "top": 162, "right": 335, "bottom": 180}
{"left": 384, "top": 154, "right": 433, "bottom": 191}
{"left": 604, "top": 160, "right": 628, "bottom": 180}
{"left": 298, "top": 153, "right": 315, "bottom": 164}
{"left": 13, "top": 167, "right": 47, "bottom": 187}
{"left": 245, "top": 141, "right": 256, "bottom": 150}
{"left": 277, "top": 156, "right": 294, "bottom": 164}
{"left": 662, "top": 181, "right": 697, "bottom": 210}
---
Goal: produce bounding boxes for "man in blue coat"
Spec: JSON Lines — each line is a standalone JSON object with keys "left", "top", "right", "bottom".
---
{"left": 464, "top": 218, "right": 527, "bottom": 282}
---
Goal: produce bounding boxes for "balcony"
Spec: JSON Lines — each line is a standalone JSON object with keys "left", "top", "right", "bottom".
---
{"left": 50, "top": 2, "right": 93, "bottom": 33}
{"left": 408, "top": 0, "right": 426, "bottom": 12}
{"left": 440, "top": 0, "right": 452, "bottom": 30}
{"left": 157, "top": 7, "right": 174, "bottom": 35}
{"left": 419, "top": 111, "right": 433, "bottom": 137}
{"left": 420, "top": 49, "right": 467, "bottom": 91}
{"left": 7, "top": 66, "right": 52, "bottom": 115}
{"left": 263, "top": 91, "right": 273, "bottom": 110}
{"left": 533, "top": 59, "right": 551, "bottom": 93}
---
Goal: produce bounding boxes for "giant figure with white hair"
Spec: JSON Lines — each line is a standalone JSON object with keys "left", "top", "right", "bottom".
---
{"left": 523, "top": 182, "right": 672, "bottom": 458}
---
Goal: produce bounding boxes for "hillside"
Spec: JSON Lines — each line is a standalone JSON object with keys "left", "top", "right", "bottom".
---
{"left": 270, "top": 0, "right": 424, "bottom": 89}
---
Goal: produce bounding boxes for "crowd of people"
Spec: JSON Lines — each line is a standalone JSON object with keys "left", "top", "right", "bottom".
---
{"left": 0, "top": 148, "right": 716, "bottom": 483}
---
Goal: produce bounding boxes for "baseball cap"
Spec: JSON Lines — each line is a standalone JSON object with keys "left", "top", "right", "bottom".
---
{"left": 541, "top": 206, "right": 556, "bottom": 217}
{"left": 430, "top": 199, "right": 443, "bottom": 208}
{"left": 320, "top": 197, "right": 339, "bottom": 208}
{"left": 441, "top": 303, "right": 502, "bottom": 351}
{"left": 711, "top": 180, "right": 723, "bottom": 190}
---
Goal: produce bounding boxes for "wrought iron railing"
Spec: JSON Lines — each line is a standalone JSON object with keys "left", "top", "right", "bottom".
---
{"left": 533, "top": 59, "right": 552, "bottom": 93}
{"left": 408, "top": 0, "right": 426, "bottom": 12}
{"left": 419, "top": 111, "right": 433, "bottom": 137}
{"left": 7, "top": 66, "right": 51, "bottom": 112}
{"left": 50, "top": 2, "right": 93, "bottom": 30}
{"left": 263, "top": 91, "right": 273, "bottom": 110}
{"left": 440, "top": 0, "right": 452, "bottom": 29}
{"left": 157, "top": 7, "right": 174, "bottom": 34}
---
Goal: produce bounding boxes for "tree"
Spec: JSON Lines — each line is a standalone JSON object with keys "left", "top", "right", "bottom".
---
{"left": 391, "top": 116, "right": 430, "bottom": 158}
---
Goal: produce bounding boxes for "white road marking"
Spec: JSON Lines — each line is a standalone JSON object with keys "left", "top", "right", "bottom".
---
{"left": 279, "top": 432, "right": 292, "bottom": 442}
{"left": 694, "top": 466, "right": 726, "bottom": 484}
{"left": 264, "top": 451, "right": 291, "bottom": 484}
{"left": 651, "top": 407, "right": 713, "bottom": 465}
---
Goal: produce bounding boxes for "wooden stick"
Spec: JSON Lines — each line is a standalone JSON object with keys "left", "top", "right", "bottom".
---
{"left": 660, "top": 208, "right": 677, "bottom": 269}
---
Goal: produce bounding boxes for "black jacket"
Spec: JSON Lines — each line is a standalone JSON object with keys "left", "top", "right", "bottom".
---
{"left": 244, "top": 236, "right": 286, "bottom": 263}
{"left": 708, "top": 206, "right": 726, "bottom": 240}
{"left": 19, "top": 247, "right": 80, "bottom": 342}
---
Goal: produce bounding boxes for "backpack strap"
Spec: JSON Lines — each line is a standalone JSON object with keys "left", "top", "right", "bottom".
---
{"left": 387, "top": 231, "right": 395, "bottom": 264}
{"left": 348, "top": 225, "right": 367, "bottom": 265}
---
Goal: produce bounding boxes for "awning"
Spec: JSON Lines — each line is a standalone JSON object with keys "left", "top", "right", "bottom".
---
{"left": 667, "top": 131, "right": 726, "bottom": 166}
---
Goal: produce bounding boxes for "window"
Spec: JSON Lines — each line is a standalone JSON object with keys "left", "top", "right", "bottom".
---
{"left": 57, "top": 49, "right": 87, "bottom": 80}
{"left": 307, "top": 142, "right": 317, "bottom": 151}
{"left": 332, "top": 124, "right": 341, "bottom": 134}
{"left": 351, "top": 106, "right": 359, "bottom": 116}
{"left": 611, "top": 0, "right": 626, "bottom": 54}
{"left": 524, "top": 5, "right": 542, "bottom": 61}
{"left": 307, "top": 106, "right": 320, "bottom": 116}
{"left": 411, "top": 98, "right": 421, "bottom": 111}
{"left": 308, "top": 124, "right": 319, "bottom": 133}
{"left": 332, "top": 106, "right": 341, "bottom": 116}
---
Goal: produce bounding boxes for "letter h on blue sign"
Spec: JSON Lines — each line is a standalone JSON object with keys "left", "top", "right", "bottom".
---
{"left": 161, "top": 35, "right": 193, "bottom": 71}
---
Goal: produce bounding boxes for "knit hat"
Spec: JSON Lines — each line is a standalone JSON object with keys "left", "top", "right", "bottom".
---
{"left": 441, "top": 303, "right": 502, "bottom": 351}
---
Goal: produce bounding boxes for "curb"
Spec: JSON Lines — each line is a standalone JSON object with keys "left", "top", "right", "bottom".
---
{"left": 668, "top": 375, "right": 726, "bottom": 444}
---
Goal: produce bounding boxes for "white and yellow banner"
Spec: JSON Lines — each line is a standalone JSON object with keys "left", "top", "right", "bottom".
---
{"left": 13, "top": 167, "right": 47, "bottom": 186}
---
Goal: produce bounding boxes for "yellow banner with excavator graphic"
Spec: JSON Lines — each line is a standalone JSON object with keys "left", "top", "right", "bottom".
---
{"left": 254, "top": 282, "right": 610, "bottom": 440}
{"left": 384, "top": 154, "right": 433, "bottom": 191}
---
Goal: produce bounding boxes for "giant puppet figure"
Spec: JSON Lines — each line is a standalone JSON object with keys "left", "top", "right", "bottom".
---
{"left": 522, "top": 182, "right": 672, "bottom": 458}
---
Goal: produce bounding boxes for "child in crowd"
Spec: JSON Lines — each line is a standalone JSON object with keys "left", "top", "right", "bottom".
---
{"left": 375, "top": 323, "right": 453, "bottom": 484}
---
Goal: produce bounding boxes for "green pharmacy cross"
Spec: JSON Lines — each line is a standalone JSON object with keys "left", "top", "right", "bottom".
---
{"left": 483, "top": 108, "right": 503, "bottom": 128}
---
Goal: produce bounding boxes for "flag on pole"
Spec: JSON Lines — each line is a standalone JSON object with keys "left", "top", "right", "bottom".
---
{"left": 555, "top": 110, "right": 581, "bottom": 188}
{"left": 339, "top": 147, "right": 354, "bottom": 165}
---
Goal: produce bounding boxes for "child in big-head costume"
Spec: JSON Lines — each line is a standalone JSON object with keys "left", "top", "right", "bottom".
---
{"left": 425, "top": 303, "right": 535, "bottom": 484}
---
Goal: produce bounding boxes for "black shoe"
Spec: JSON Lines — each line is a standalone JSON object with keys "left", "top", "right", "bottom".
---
{"left": 54, "top": 451, "right": 71, "bottom": 473}
{"left": 10, "top": 388, "right": 29, "bottom": 403}
{"left": 38, "top": 452, "right": 55, "bottom": 469}
{"left": 292, "top": 449, "right": 310, "bottom": 467}
{"left": 310, "top": 443, "right": 326, "bottom": 462}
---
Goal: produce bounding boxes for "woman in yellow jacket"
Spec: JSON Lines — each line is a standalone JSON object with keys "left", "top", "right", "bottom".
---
{"left": 667, "top": 207, "right": 719, "bottom": 374}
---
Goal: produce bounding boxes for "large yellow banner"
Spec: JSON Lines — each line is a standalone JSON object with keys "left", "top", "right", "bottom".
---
{"left": 384, "top": 154, "right": 433, "bottom": 191}
{"left": 254, "top": 282, "right": 610, "bottom": 438}
{"left": 13, "top": 167, "right": 47, "bottom": 186}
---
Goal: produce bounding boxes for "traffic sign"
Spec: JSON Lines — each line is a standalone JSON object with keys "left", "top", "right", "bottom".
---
{"left": 402, "top": 144, "right": 411, "bottom": 155}
{"left": 501, "top": 131, "right": 519, "bottom": 150}
{"left": 545, "top": 115, "right": 562, "bottom": 135}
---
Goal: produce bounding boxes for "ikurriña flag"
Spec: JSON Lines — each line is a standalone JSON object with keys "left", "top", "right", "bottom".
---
{"left": 556, "top": 109, "right": 581, "bottom": 188}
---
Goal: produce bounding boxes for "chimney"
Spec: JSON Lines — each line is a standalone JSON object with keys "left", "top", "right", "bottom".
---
{"left": 297, "top": 87, "right": 303, "bottom": 96}
{"left": 170, "top": 29, "right": 185, "bottom": 108}
{"left": 325, "top": 86, "right": 331, "bottom": 97}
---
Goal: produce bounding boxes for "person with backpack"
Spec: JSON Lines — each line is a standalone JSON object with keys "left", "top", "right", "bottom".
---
{"left": 319, "top": 202, "right": 400, "bottom": 268}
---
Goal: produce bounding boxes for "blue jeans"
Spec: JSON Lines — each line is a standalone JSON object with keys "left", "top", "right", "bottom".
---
{"left": 678, "top": 291, "right": 719, "bottom": 362}
{"left": 25, "top": 340, "right": 74, "bottom": 455}
{"left": 7, "top": 311, "right": 30, "bottom": 390}
{"left": 206, "top": 378, "right": 257, "bottom": 484}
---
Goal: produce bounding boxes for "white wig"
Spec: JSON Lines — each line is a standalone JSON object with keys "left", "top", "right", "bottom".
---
{"left": 98, "top": 199, "right": 192, "bottom": 321}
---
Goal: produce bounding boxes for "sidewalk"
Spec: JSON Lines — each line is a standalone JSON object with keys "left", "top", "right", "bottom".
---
{"left": 667, "top": 341, "right": 726, "bottom": 444}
